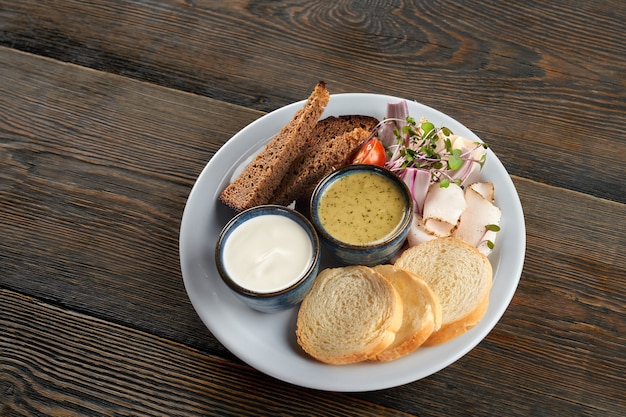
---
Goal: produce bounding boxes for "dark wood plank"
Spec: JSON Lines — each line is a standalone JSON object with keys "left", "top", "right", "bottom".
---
{"left": 1, "top": 0, "right": 625, "bottom": 202}
{"left": 0, "top": 289, "right": 414, "bottom": 416}
{"left": 1, "top": 47, "right": 624, "bottom": 415}
{"left": 0, "top": 46, "right": 262, "bottom": 357}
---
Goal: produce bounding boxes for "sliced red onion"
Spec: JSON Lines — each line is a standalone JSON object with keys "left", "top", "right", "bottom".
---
{"left": 400, "top": 168, "right": 430, "bottom": 216}
{"left": 379, "top": 101, "right": 409, "bottom": 148}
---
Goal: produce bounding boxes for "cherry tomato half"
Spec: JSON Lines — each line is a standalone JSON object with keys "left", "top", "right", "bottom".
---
{"left": 351, "top": 138, "right": 386, "bottom": 166}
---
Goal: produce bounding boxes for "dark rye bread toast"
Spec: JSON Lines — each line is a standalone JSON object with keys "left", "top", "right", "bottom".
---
{"left": 219, "top": 81, "right": 330, "bottom": 211}
{"left": 301, "top": 115, "right": 380, "bottom": 149}
{"left": 271, "top": 121, "right": 378, "bottom": 206}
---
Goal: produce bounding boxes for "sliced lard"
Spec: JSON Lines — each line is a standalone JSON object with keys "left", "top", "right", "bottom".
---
{"left": 422, "top": 182, "right": 466, "bottom": 237}
{"left": 453, "top": 182, "right": 502, "bottom": 252}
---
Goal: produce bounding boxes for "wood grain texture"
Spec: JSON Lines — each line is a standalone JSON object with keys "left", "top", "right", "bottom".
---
{"left": 1, "top": 0, "right": 625, "bottom": 415}
{"left": 1, "top": 290, "right": 413, "bottom": 417}
{"left": 1, "top": 0, "right": 625, "bottom": 202}
{"left": 0, "top": 46, "right": 262, "bottom": 357}
{"left": 1, "top": 45, "right": 624, "bottom": 412}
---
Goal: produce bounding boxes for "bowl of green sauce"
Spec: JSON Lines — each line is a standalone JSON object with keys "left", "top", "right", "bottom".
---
{"left": 309, "top": 164, "right": 413, "bottom": 266}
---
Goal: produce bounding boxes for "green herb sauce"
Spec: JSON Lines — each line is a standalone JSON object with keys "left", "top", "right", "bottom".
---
{"left": 318, "top": 172, "right": 406, "bottom": 245}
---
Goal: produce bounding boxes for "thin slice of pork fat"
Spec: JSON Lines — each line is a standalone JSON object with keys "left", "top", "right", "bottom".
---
{"left": 453, "top": 183, "right": 502, "bottom": 252}
{"left": 422, "top": 182, "right": 466, "bottom": 237}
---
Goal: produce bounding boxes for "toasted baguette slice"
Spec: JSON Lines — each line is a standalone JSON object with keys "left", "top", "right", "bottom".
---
{"left": 271, "top": 127, "right": 372, "bottom": 206}
{"left": 394, "top": 238, "right": 492, "bottom": 346}
{"left": 219, "top": 81, "right": 330, "bottom": 211}
{"left": 296, "top": 266, "right": 403, "bottom": 365}
{"left": 370, "top": 265, "right": 442, "bottom": 362}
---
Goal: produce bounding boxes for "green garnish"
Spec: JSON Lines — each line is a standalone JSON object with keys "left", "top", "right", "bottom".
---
{"left": 385, "top": 116, "right": 489, "bottom": 188}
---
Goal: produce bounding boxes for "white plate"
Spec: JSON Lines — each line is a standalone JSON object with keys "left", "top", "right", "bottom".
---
{"left": 179, "top": 93, "right": 525, "bottom": 391}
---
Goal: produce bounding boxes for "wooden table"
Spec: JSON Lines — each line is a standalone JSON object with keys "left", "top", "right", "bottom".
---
{"left": 1, "top": 1, "right": 624, "bottom": 415}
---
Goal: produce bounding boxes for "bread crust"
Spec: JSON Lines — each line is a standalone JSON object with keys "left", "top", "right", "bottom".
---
{"left": 219, "top": 81, "right": 330, "bottom": 211}
{"left": 295, "top": 266, "right": 403, "bottom": 365}
{"left": 421, "top": 290, "right": 489, "bottom": 346}
{"left": 370, "top": 265, "right": 441, "bottom": 362}
{"left": 394, "top": 238, "right": 492, "bottom": 347}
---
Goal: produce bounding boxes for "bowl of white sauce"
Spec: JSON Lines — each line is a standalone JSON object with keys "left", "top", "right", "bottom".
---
{"left": 215, "top": 205, "right": 321, "bottom": 313}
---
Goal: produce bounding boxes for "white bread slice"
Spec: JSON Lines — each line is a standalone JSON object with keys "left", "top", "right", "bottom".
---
{"left": 370, "top": 265, "right": 442, "bottom": 362}
{"left": 296, "top": 266, "right": 403, "bottom": 365}
{"left": 394, "top": 238, "right": 492, "bottom": 346}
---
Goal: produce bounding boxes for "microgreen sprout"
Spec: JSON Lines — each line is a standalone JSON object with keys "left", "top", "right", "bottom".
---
{"left": 381, "top": 116, "right": 489, "bottom": 188}
{"left": 483, "top": 225, "right": 501, "bottom": 250}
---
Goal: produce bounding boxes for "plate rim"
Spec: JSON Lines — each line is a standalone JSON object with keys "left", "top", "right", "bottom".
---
{"left": 179, "top": 93, "right": 526, "bottom": 391}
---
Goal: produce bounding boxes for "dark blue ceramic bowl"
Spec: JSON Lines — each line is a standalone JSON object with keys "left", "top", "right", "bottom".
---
{"left": 309, "top": 165, "right": 413, "bottom": 266}
{"left": 215, "top": 205, "right": 321, "bottom": 313}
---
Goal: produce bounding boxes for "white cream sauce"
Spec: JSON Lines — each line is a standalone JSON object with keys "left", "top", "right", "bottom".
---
{"left": 222, "top": 214, "right": 313, "bottom": 293}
